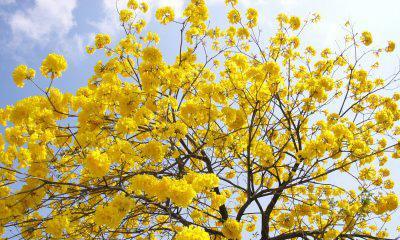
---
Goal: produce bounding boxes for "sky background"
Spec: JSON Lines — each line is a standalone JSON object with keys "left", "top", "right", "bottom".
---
{"left": 1, "top": 0, "right": 400, "bottom": 236}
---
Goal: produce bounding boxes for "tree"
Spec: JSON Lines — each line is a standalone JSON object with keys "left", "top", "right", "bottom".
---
{"left": 1, "top": 0, "right": 399, "bottom": 239}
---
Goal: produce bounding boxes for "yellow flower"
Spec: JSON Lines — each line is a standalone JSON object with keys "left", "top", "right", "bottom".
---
{"left": 324, "top": 229, "right": 339, "bottom": 240}
{"left": 115, "top": 117, "right": 138, "bottom": 134}
{"left": 94, "top": 194, "right": 134, "bottom": 228}
{"left": 119, "top": 9, "right": 133, "bottom": 23}
{"left": 86, "top": 46, "right": 95, "bottom": 54}
{"left": 83, "top": 149, "right": 110, "bottom": 178}
{"left": 245, "top": 223, "right": 256, "bottom": 232}
{"left": 384, "top": 179, "right": 394, "bottom": 189}
{"left": 156, "top": 6, "right": 175, "bottom": 25}
{"left": 227, "top": 9, "right": 241, "bottom": 24}
{"left": 277, "top": 13, "right": 289, "bottom": 25}
{"left": 386, "top": 40, "right": 395, "bottom": 52}
{"left": 374, "top": 193, "right": 398, "bottom": 214}
{"left": 140, "top": 2, "right": 149, "bottom": 13}
{"left": 135, "top": 19, "right": 147, "bottom": 33}
{"left": 0, "top": 134, "right": 4, "bottom": 151}
{"left": 94, "top": 33, "right": 111, "bottom": 49}
{"left": 40, "top": 53, "right": 67, "bottom": 78}
{"left": 184, "top": 172, "right": 219, "bottom": 192}
{"left": 321, "top": 48, "right": 332, "bottom": 58}
{"left": 142, "top": 46, "right": 163, "bottom": 63}
{"left": 277, "top": 213, "right": 295, "bottom": 228}
{"left": 12, "top": 65, "right": 35, "bottom": 88}
{"left": 289, "top": 16, "right": 301, "bottom": 30}
{"left": 175, "top": 226, "right": 210, "bottom": 240}
{"left": 225, "top": 0, "right": 238, "bottom": 6}
{"left": 225, "top": 170, "right": 236, "bottom": 179}
{"left": 306, "top": 46, "right": 316, "bottom": 56}
{"left": 246, "top": 8, "right": 258, "bottom": 28}
{"left": 45, "top": 215, "right": 69, "bottom": 238}
{"left": 184, "top": 0, "right": 209, "bottom": 25}
{"left": 145, "top": 32, "right": 160, "bottom": 44}
{"left": 361, "top": 31, "right": 373, "bottom": 46}
{"left": 222, "top": 219, "right": 243, "bottom": 239}
{"left": 140, "top": 141, "right": 165, "bottom": 162}
{"left": 127, "top": 0, "right": 138, "bottom": 9}
{"left": 237, "top": 27, "right": 250, "bottom": 39}
{"left": 129, "top": 174, "right": 197, "bottom": 207}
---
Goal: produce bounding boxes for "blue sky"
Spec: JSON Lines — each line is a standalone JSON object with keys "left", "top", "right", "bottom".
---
{"left": 1, "top": 0, "right": 400, "bottom": 235}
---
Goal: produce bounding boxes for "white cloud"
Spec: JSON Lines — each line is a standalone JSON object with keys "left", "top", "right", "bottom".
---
{"left": 91, "top": 0, "right": 126, "bottom": 38}
{"left": 154, "top": 0, "right": 184, "bottom": 13}
{"left": 1, "top": 0, "right": 94, "bottom": 64}
{"left": 276, "top": 0, "right": 298, "bottom": 8}
{"left": 9, "top": 0, "right": 77, "bottom": 44}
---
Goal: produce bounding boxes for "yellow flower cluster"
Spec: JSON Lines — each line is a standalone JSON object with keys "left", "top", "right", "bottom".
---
{"left": 276, "top": 13, "right": 301, "bottom": 30}
{"left": 0, "top": 135, "right": 4, "bottom": 151}
{"left": 222, "top": 219, "right": 243, "bottom": 239}
{"left": 2, "top": 0, "right": 400, "bottom": 239}
{"left": 386, "top": 40, "right": 396, "bottom": 52}
{"left": 184, "top": 172, "right": 220, "bottom": 192}
{"left": 142, "top": 46, "right": 163, "bottom": 62}
{"left": 40, "top": 53, "right": 67, "bottom": 78}
{"left": 94, "top": 194, "right": 134, "bottom": 228}
{"left": 175, "top": 226, "right": 210, "bottom": 240}
{"left": 129, "top": 172, "right": 219, "bottom": 207}
{"left": 115, "top": 116, "right": 138, "bottom": 135}
{"left": 324, "top": 229, "right": 340, "bottom": 240}
{"left": 253, "top": 141, "right": 274, "bottom": 167}
{"left": 289, "top": 16, "right": 301, "bottom": 30}
{"left": 139, "top": 46, "right": 166, "bottom": 91}
{"left": 120, "top": 9, "right": 133, "bottom": 23}
{"left": 373, "top": 193, "right": 398, "bottom": 215}
{"left": 184, "top": 0, "right": 208, "bottom": 26}
{"left": 83, "top": 149, "right": 110, "bottom": 177}
{"left": 12, "top": 64, "right": 35, "bottom": 87}
{"left": 129, "top": 174, "right": 196, "bottom": 207}
{"left": 140, "top": 141, "right": 166, "bottom": 162}
{"left": 246, "top": 8, "right": 258, "bottom": 28}
{"left": 140, "top": 2, "right": 149, "bottom": 13}
{"left": 225, "top": 0, "right": 238, "bottom": 6}
{"left": 127, "top": 0, "right": 139, "bottom": 9}
{"left": 94, "top": 33, "right": 111, "bottom": 49}
{"left": 45, "top": 215, "right": 70, "bottom": 238}
{"left": 227, "top": 9, "right": 241, "bottom": 24}
{"left": 361, "top": 31, "right": 373, "bottom": 46}
{"left": 156, "top": 6, "right": 175, "bottom": 25}
{"left": 222, "top": 107, "right": 246, "bottom": 130}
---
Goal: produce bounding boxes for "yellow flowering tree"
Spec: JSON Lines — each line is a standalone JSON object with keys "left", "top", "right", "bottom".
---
{"left": 1, "top": 0, "right": 400, "bottom": 239}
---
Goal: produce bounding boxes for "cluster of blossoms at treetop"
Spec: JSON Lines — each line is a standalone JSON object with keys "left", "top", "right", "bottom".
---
{"left": 1, "top": 0, "right": 400, "bottom": 239}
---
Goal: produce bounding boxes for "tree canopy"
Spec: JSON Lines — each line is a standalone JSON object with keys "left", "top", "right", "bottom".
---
{"left": 1, "top": 0, "right": 400, "bottom": 239}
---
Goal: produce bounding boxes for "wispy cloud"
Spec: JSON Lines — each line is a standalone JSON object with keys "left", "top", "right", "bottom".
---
{"left": 9, "top": 0, "right": 77, "bottom": 45}
{"left": 0, "top": 0, "right": 94, "bottom": 63}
